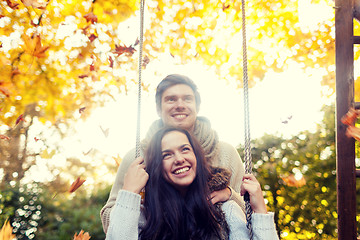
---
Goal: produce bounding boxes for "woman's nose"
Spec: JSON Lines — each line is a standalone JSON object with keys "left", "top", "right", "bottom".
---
{"left": 174, "top": 152, "right": 185, "bottom": 164}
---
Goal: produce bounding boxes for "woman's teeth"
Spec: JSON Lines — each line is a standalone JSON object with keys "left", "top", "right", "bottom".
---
{"left": 174, "top": 167, "right": 190, "bottom": 174}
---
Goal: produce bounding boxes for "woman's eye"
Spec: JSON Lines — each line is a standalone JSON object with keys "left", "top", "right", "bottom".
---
{"left": 162, "top": 153, "right": 171, "bottom": 159}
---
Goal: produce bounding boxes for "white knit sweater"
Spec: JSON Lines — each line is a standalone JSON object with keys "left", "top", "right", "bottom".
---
{"left": 101, "top": 117, "right": 246, "bottom": 233}
{"left": 106, "top": 190, "right": 279, "bottom": 240}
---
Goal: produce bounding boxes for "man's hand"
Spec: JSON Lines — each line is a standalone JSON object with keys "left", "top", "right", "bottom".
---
{"left": 210, "top": 187, "right": 232, "bottom": 204}
{"left": 122, "top": 157, "right": 149, "bottom": 194}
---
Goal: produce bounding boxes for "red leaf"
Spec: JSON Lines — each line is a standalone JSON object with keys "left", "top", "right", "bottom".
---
{"left": 341, "top": 108, "right": 360, "bottom": 126}
{"left": 113, "top": 44, "right": 136, "bottom": 56}
{"left": 5, "top": 0, "right": 19, "bottom": 9}
{"left": 34, "top": 137, "right": 40, "bottom": 142}
{"left": 78, "top": 75, "right": 88, "bottom": 79}
{"left": 69, "top": 177, "right": 86, "bottom": 193}
{"left": 0, "top": 135, "right": 10, "bottom": 140}
{"left": 84, "top": 13, "right": 97, "bottom": 24}
{"left": 88, "top": 34, "right": 97, "bottom": 42}
{"left": 15, "top": 114, "right": 25, "bottom": 126}
{"left": 79, "top": 107, "right": 86, "bottom": 114}
{"left": 109, "top": 56, "right": 114, "bottom": 68}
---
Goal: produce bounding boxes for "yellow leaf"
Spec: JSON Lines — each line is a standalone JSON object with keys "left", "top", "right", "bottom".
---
{"left": 0, "top": 219, "right": 15, "bottom": 240}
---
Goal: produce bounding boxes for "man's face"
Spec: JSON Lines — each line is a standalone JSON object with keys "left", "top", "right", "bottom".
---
{"left": 159, "top": 84, "right": 198, "bottom": 132}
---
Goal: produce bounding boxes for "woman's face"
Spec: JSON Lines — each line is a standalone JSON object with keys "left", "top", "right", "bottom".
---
{"left": 161, "top": 131, "right": 197, "bottom": 195}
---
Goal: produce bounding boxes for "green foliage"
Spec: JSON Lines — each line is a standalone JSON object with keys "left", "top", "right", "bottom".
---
{"left": 238, "top": 104, "right": 354, "bottom": 239}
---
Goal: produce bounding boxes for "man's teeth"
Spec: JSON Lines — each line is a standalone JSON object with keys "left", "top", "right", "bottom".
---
{"left": 174, "top": 115, "right": 186, "bottom": 119}
{"left": 174, "top": 167, "right": 190, "bottom": 174}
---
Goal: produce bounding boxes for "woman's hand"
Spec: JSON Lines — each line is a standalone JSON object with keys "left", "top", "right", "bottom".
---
{"left": 210, "top": 187, "right": 232, "bottom": 204}
{"left": 240, "top": 174, "right": 267, "bottom": 214}
{"left": 122, "top": 157, "right": 149, "bottom": 194}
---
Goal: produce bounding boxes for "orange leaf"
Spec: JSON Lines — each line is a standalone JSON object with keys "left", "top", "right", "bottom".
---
{"left": 21, "top": 0, "right": 48, "bottom": 9}
{"left": 22, "top": 34, "right": 49, "bottom": 58}
{"left": 346, "top": 125, "right": 360, "bottom": 142}
{"left": 0, "top": 218, "right": 15, "bottom": 240}
{"left": 69, "top": 177, "right": 86, "bottom": 193}
{"left": 112, "top": 155, "right": 122, "bottom": 166}
{"left": 84, "top": 13, "right": 97, "bottom": 24}
{"left": 341, "top": 108, "right": 360, "bottom": 126}
{"left": 0, "top": 135, "right": 10, "bottom": 140}
{"left": 281, "top": 174, "right": 306, "bottom": 188}
{"left": 73, "top": 230, "right": 91, "bottom": 240}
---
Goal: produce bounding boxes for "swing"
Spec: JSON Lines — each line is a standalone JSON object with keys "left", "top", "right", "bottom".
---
{"left": 134, "top": 0, "right": 254, "bottom": 239}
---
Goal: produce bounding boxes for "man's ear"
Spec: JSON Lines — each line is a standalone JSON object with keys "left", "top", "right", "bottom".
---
{"left": 157, "top": 106, "right": 162, "bottom": 117}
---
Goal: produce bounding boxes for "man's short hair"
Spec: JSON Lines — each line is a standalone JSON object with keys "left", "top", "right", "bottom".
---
{"left": 155, "top": 74, "right": 201, "bottom": 112}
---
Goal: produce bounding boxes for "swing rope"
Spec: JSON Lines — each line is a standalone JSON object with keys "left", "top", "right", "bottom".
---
{"left": 241, "top": 0, "right": 254, "bottom": 238}
{"left": 135, "top": 0, "right": 145, "bottom": 159}
{"left": 135, "top": 0, "right": 253, "bottom": 237}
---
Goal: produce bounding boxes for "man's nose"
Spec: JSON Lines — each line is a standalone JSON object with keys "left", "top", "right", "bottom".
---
{"left": 175, "top": 99, "right": 185, "bottom": 109}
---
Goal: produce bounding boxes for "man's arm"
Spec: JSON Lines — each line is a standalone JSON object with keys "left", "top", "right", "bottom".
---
{"left": 100, "top": 148, "right": 137, "bottom": 233}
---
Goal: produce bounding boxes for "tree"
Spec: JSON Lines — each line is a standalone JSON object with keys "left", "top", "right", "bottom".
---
{"left": 239, "top": 104, "right": 360, "bottom": 239}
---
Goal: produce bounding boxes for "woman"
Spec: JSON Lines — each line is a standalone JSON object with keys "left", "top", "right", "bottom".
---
{"left": 106, "top": 127, "right": 278, "bottom": 240}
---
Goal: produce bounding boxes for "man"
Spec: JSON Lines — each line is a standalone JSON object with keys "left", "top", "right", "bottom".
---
{"left": 100, "top": 74, "right": 246, "bottom": 233}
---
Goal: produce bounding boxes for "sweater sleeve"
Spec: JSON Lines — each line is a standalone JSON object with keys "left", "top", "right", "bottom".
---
{"left": 100, "top": 148, "right": 137, "bottom": 233}
{"left": 105, "top": 190, "right": 142, "bottom": 240}
{"left": 216, "top": 142, "right": 246, "bottom": 212}
{"left": 222, "top": 200, "right": 279, "bottom": 240}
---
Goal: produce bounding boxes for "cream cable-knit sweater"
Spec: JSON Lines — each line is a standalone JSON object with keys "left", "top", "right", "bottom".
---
{"left": 106, "top": 190, "right": 279, "bottom": 240}
{"left": 100, "top": 117, "right": 246, "bottom": 233}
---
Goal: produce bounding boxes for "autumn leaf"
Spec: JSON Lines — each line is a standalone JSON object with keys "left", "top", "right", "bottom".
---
{"left": 73, "top": 230, "right": 91, "bottom": 240}
{"left": 0, "top": 86, "right": 10, "bottom": 97}
{"left": 0, "top": 135, "right": 10, "bottom": 140}
{"left": 112, "top": 155, "right": 122, "bottom": 166}
{"left": 99, "top": 125, "right": 109, "bottom": 138}
{"left": 21, "top": 0, "right": 48, "bottom": 9}
{"left": 22, "top": 34, "right": 49, "bottom": 58}
{"left": 79, "top": 107, "right": 86, "bottom": 114}
{"left": 109, "top": 56, "right": 114, "bottom": 68}
{"left": 34, "top": 137, "right": 40, "bottom": 142}
{"left": 142, "top": 55, "right": 150, "bottom": 69}
{"left": 78, "top": 74, "right": 88, "bottom": 79}
{"left": 88, "top": 34, "right": 97, "bottom": 42}
{"left": 281, "top": 174, "right": 306, "bottom": 188}
{"left": 346, "top": 125, "right": 360, "bottom": 142}
{"left": 69, "top": 177, "right": 86, "bottom": 193}
{"left": 15, "top": 114, "right": 25, "bottom": 126}
{"left": 84, "top": 12, "right": 98, "bottom": 24}
{"left": 5, "top": 0, "right": 19, "bottom": 9}
{"left": 113, "top": 44, "right": 136, "bottom": 56}
{"left": 222, "top": 3, "right": 230, "bottom": 11}
{"left": 341, "top": 108, "right": 359, "bottom": 126}
{"left": 0, "top": 218, "right": 15, "bottom": 240}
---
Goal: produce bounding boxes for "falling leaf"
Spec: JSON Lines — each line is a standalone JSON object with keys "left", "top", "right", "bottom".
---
{"left": 0, "top": 135, "right": 10, "bottom": 140}
{"left": 346, "top": 125, "right": 360, "bottom": 142}
{"left": 222, "top": 3, "right": 230, "bottom": 11}
{"left": 113, "top": 44, "right": 136, "bottom": 56}
{"left": 99, "top": 125, "right": 109, "bottom": 138}
{"left": 281, "top": 174, "right": 306, "bottom": 187}
{"left": 88, "top": 34, "right": 97, "bottom": 42}
{"left": 109, "top": 56, "right": 114, "bottom": 68}
{"left": 21, "top": 0, "right": 48, "bottom": 9}
{"left": 112, "top": 155, "right": 122, "bottom": 166}
{"left": 78, "top": 75, "right": 88, "bottom": 79}
{"left": 0, "top": 218, "right": 15, "bottom": 240}
{"left": 79, "top": 107, "right": 86, "bottom": 114}
{"left": 83, "top": 148, "right": 93, "bottom": 155}
{"left": 142, "top": 55, "right": 150, "bottom": 69}
{"left": 22, "top": 34, "right": 49, "bottom": 58}
{"left": 69, "top": 177, "right": 86, "bottom": 193}
{"left": 90, "top": 62, "right": 95, "bottom": 71}
{"left": 341, "top": 108, "right": 359, "bottom": 126}
{"left": 15, "top": 114, "right": 25, "bottom": 126}
{"left": 5, "top": 0, "right": 19, "bottom": 9}
{"left": 170, "top": 52, "right": 175, "bottom": 58}
{"left": 34, "top": 137, "right": 40, "bottom": 142}
{"left": 84, "top": 12, "right": 97, "bottom": 24}
{"left": 134, "top": 38, "right": 139, "bottom": 46}
{"left": 73, "top": 230, "right": 91, "bottom": 240}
